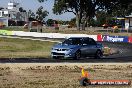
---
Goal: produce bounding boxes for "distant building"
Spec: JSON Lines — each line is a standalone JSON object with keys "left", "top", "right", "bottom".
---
{"left": 125, "top": 13, "right": 132, "bottom": 30}
{"left": 0, "top": 1, "right": 28, "bottom": 27}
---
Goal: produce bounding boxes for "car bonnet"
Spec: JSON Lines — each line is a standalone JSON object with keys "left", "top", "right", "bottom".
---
{"left": 53, "top": 43, "right": 79, "bottom": 49}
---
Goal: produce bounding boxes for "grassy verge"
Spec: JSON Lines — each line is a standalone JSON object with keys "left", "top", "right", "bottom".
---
{"left": 0, "top": 37, "right": 56, "bottom": 58}
{"left": 0, "top": 37, "right": 121, "bottom": 58}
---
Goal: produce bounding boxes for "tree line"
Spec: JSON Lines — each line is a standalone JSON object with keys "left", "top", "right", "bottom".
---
{"left": 1, "top": 0, "right": 131, "bottom": 29}
{"left": 19, "top": 6, "right": 49, "bottom": 23}
{"left": 38, "top": 0, "right": 132, "bottom": 30}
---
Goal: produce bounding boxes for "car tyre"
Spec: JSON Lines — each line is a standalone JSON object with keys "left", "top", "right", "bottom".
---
{"left": 74, "top": 50, "right": 81, "bottom": 59}
{"left": 95, "top": 50, "right": 103, "bottom": 59}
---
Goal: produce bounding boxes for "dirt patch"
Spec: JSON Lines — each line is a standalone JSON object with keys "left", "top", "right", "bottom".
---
{"left": 0, "top": 63, "right": 131, "bottom": 88}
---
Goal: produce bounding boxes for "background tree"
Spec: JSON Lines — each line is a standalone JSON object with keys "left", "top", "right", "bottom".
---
{"left": 53, "top": 0, "right": 132, "bottom": 30}
{"left": 88, "top": 18, "right": 97, "bottom": 27}
{"left": 28, "top": 10, "right": 35, "bottom": 18}
{"left": 38, "top": 0, "right": 132, "bottom": 30}
{"left": 95, "top": 11, "right": 108, "bottom": 27}
{"left": 46, "top": 19, "right": 54, "bottom": 26}
{"left": 19, "top": 7, "right": 26, "bottom": 12}
{"left": 111, "top": 3, "right": 132, "bottom": 17}
{"left": 0, "top": 7, "right": 4, "bottom": 10}
{"left": 69, "top": 17, "right": 76, "bottom": 27}
{"left": 38, "top": 0, "right": 47, "bottom": 3}
{"left": 36, "top": 6, "right": 49, "bottom": 22}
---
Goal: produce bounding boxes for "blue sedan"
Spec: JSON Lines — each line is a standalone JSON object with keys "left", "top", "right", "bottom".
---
{"left": 51, "top": 37, "right": 104, "bottom": 59}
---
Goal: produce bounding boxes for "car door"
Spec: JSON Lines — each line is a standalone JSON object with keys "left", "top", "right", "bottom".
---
{"left": 88, "top": 38, "right": 97, "bottom": 54}
{"left": 80, "top": 38, "right": 90, "bottom": 56}
{"left": 81, "top": 38, "right": 97, "bottom": 56}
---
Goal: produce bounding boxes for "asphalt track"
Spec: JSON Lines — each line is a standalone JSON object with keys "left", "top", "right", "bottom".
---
{"left": 0, "top": 40, "right": 132, "bottom": 63}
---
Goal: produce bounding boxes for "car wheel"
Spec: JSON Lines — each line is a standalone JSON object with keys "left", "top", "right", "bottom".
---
{"left": 74, "top": 50, "right": 81, "bottom": 59}
{"left": 95, "top": 50, "right": 103, "bottom": 59}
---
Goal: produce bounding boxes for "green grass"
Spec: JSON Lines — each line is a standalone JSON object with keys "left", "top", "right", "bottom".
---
{"left": 3, "top": 27, "right": 24, "bottom": 31}
{"left": 0, "top": 37, "right": 56, "bottom": 58}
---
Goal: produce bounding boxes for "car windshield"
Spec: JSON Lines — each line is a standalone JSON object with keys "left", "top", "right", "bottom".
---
{"left": 62, "top": 38, "right": 82, "bottom": 45}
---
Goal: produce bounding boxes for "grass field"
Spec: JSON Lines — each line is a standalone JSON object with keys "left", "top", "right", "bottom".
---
{"left": 0, "top": 37, "right": 117, "bottom": 58}
{"left": 0, "top": 37, "right": 56, "bottom": 58}
{"left": 0, "top": 63, "right": 131, "bottom": 88}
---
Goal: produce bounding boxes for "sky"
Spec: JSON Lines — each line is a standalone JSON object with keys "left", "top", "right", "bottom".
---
{"left": 0, "top": 0, "right": 75, "bottom": 21}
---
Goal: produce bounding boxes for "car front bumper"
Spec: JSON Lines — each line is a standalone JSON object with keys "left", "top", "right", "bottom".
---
{"left": 51, "top": 50, "right": 75, "bottom": 58}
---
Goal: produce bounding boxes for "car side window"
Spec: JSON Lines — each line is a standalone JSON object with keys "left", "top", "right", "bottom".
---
{"left": 72, "top": 38, "right": 82, "bottom": 45}
{"left": 83, "top": 38, "right": 96, "bottom": 45}
{"left": 89, "top": 38, "right": 97, "bottom": 45}
{"left": 62, "top": 38, "right": 83, "bottom": 45}
{"left": 83, "top": 38, "right": 90, "bottom": 45}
